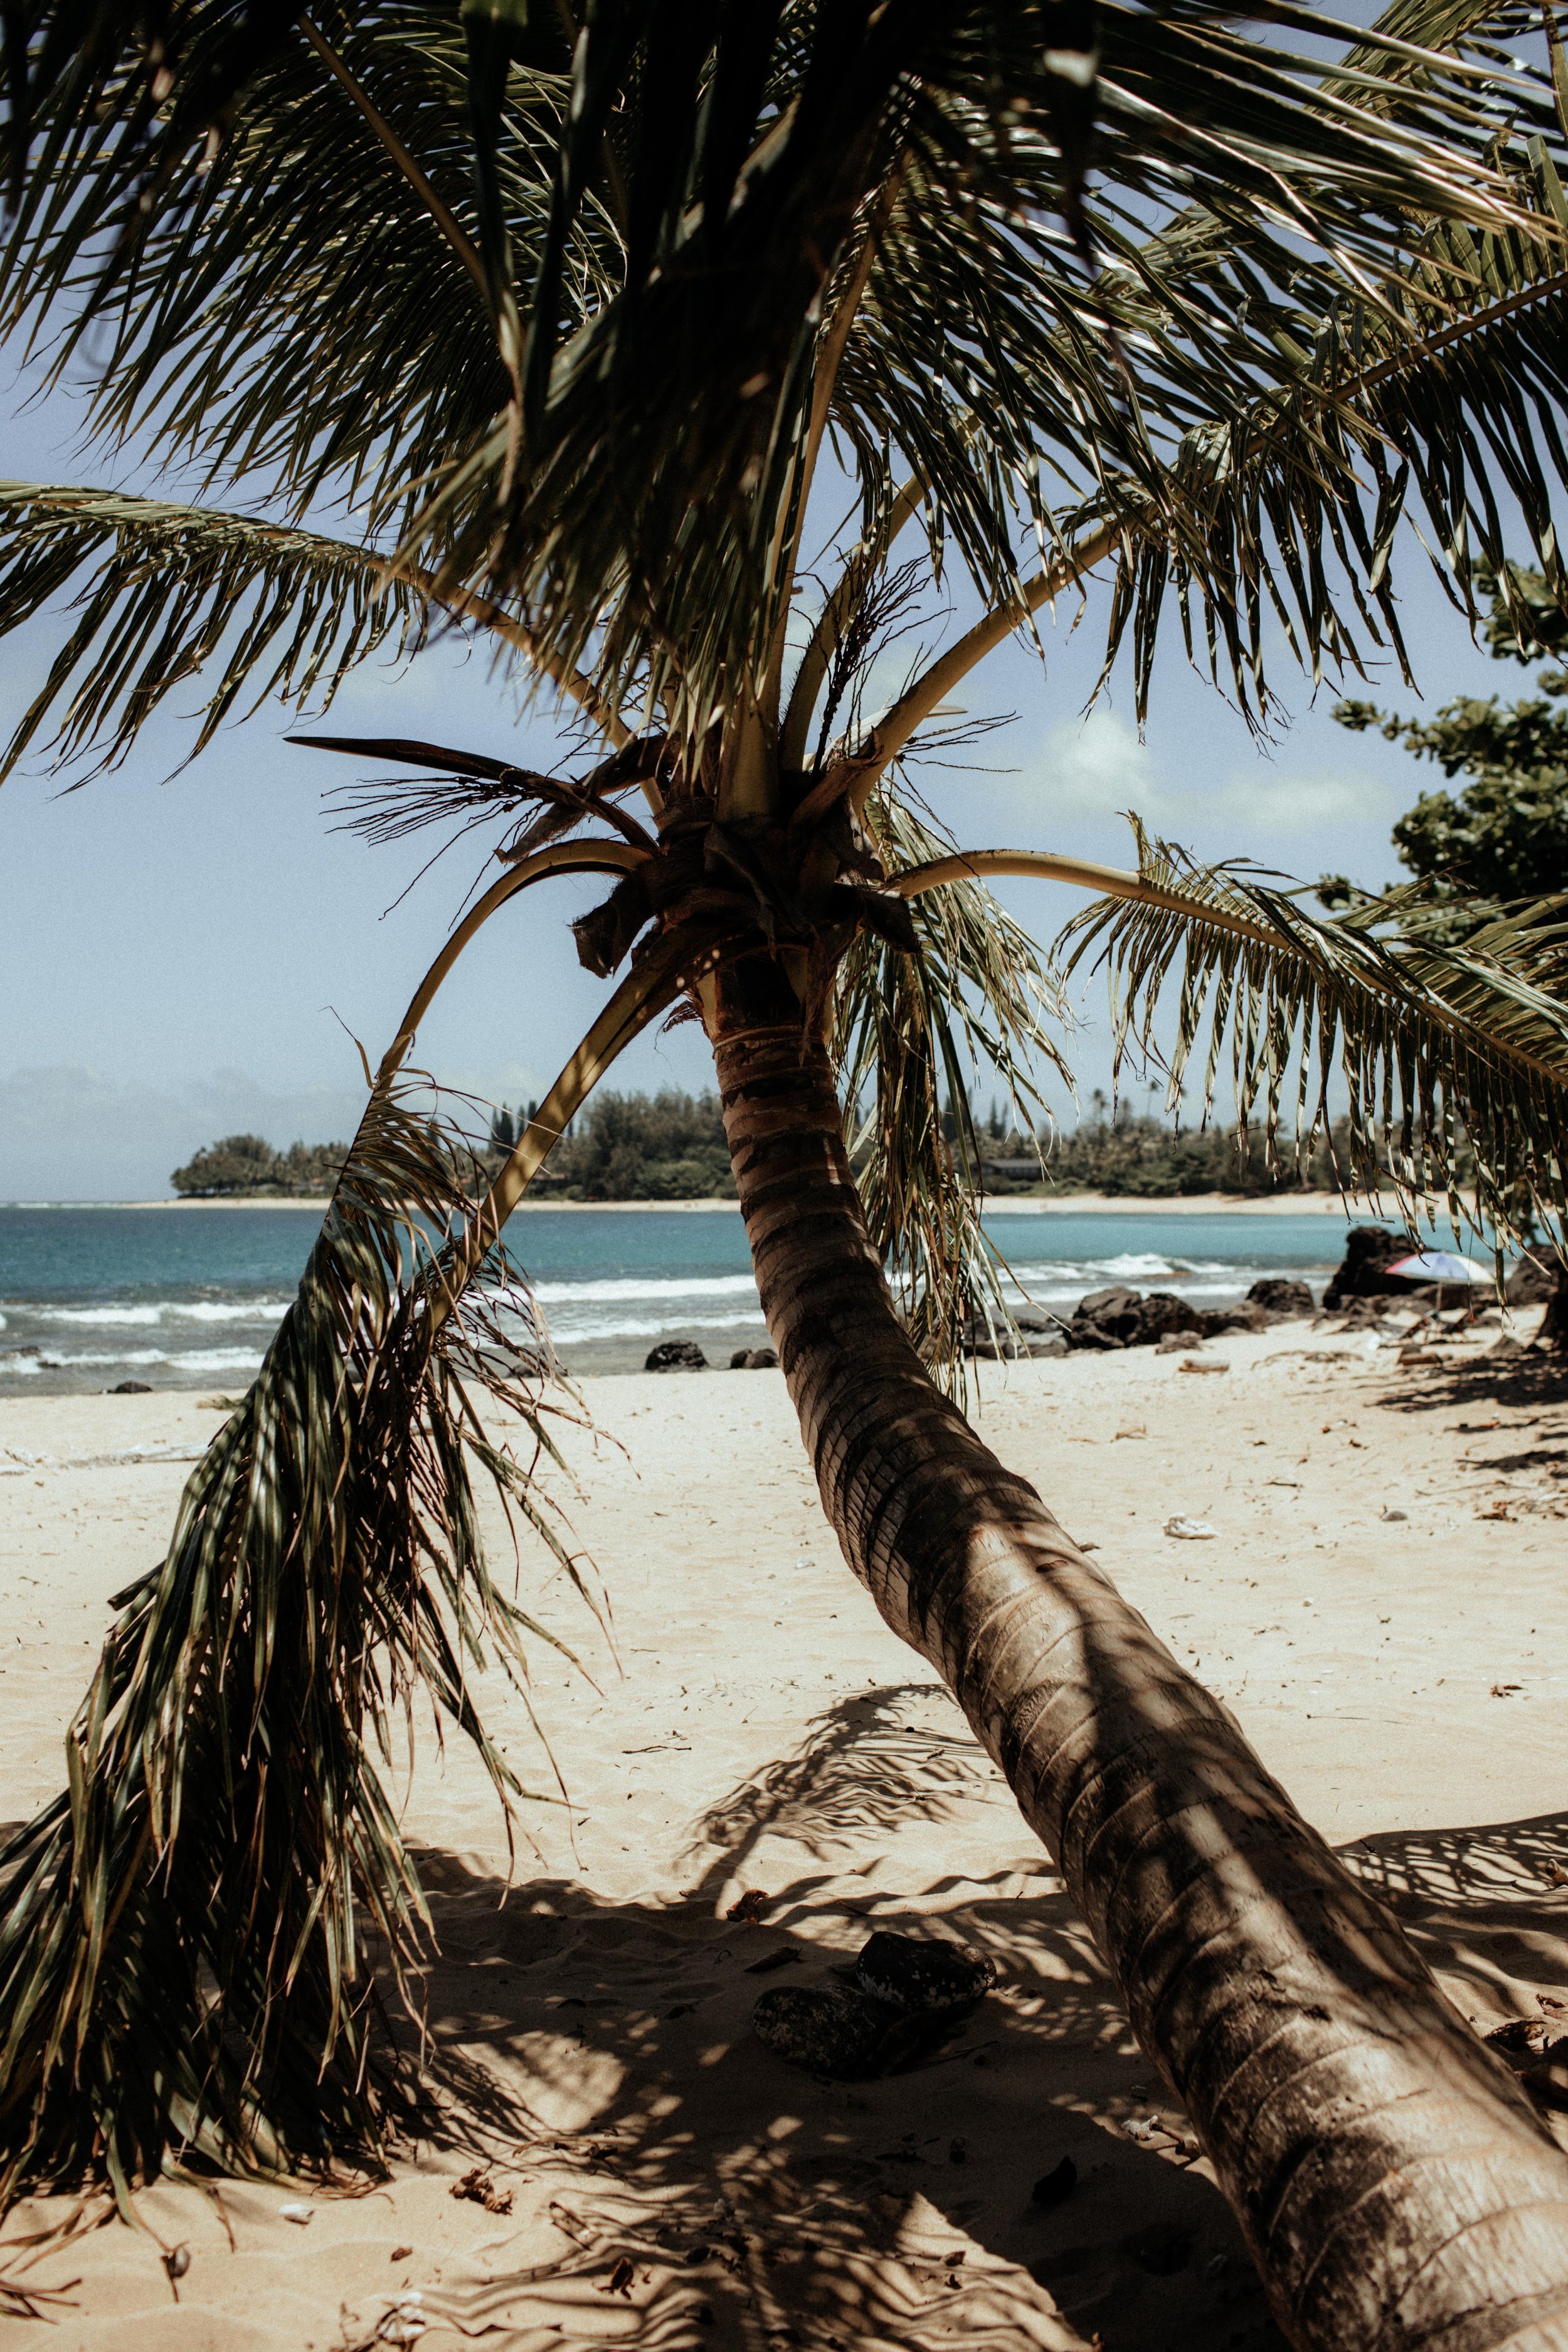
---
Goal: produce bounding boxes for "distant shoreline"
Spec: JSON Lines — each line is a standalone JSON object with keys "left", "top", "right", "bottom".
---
{"left": 5, "top": 1190, "right": 1429, "bottom": 1220}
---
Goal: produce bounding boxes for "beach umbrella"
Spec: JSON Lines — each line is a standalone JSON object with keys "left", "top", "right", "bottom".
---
{"left": 1385, "top": 1250, "right": 1492, "bottom": 1284}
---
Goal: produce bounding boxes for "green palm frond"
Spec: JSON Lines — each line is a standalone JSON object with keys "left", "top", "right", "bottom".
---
{"left": 833, "top": 794, "right": 1069, "bottom": 1392}
{"left": 6, "top": 5, "right": 1567, "bottom": 765}
{"left": 0, "top": 1078, "right": 593, "bottom": 2203}
{"left": 0, "top": 484, "right": 437, "bottom": 778}
{"left": 1057, "top": 820, "right": 1568, "bottom": 1244}
{"left": 0, "top": 8, "right": 576, "bottom": 531}
{"left": 418, "top": 1, "right": 1564, "bottom": 726}
{"left": 1084, "top": 142, "right": 1568, "bottom": 723}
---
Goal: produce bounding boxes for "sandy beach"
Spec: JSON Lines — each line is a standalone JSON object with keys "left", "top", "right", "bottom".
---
{"left": 36, "top": 1189, "right": 1442, "bottom": 1216}
{"left": 3, "top": 1317, "right": 1566, "bottom": 2351}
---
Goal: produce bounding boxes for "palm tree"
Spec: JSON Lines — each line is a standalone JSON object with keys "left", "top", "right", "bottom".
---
{"left": 6, "top": 5, "right": 1568, "bottom": 2339}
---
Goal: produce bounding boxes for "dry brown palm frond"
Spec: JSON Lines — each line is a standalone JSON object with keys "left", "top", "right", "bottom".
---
{"left": 832, "top": 794, "right": 1069, "bottom": 1395}
{"left": 0, "top": 1076, "right": 596, "bottom": 2208}
{"left": 1058, "top": 818, "right": 1568, "bottom": 1246}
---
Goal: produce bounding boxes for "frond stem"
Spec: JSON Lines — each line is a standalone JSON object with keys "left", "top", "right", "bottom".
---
{"left": 297, "top": 16, "right": 488, "bottom": 299}
{"left": 893, "top": 848, "right": 1568, "bottom": 1091}
{"left": 846, "top": 524, "right": 1118, "bottom": 818}
{"left": 761, "top": 156, "right": 909, "bottom": 732}
{"left": 778, "top": 469, "right": 927, "bottom": 775}
{"left": 889, "top": 846, "right": 1278, "bottom": 949}
{"left": 373, "top": 840, "right": 642, "bottom": 1086}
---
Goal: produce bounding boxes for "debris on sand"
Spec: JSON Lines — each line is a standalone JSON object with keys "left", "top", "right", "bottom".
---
{"left": 450, "top": 2168, "right": 513, "bottom": 2215}
{"left": 1032, "top": 2156, "right": 1077, "bottom": 2208}
{"left": 753, "top": 1931, "right": 994, "bottom": 2077}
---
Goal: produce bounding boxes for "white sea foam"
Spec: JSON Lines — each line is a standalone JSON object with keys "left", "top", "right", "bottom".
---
{"left": 36, "top": 1347, "right": 265, "bottom": 1372}
{"left": 546, "top": 1307, "right": 765, "bottom": 1344}
{"left": 34, "top": 1299, "right": 291, "bottom": 1326}
{"left": 529, "top": 1273, "right": 760, "bottom": 1305}
{"left": 0, "top": 1355, "right": 40, "bottom": 1375}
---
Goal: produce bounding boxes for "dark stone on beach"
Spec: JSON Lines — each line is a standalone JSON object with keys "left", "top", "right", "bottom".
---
{"left": 966, "top": 1330, "right": 1067, "bottom": 1360}
{"left": 856, "top": 1931, "right": 995, "bottom": 2016}
{"left": 1191, "top": 1301, "right": 1271, "bottom": 1338}
{"left": 110, "top": 1380, "right": 154, "bottom": 1394}
{"left": 1071, "top": 1284, "right": 1140, "bottom": 1337}
{"left": 1032, "top": 2156, "right": 1078, "bottom": 2209}
{"left": 1323, "top": 1226, "right": 1433, "bottom": 1308}
{"left": 753, "top": 1986, "right": 907, "bottom": 2077}
{"left": 960, "top": 1304, "right": 1071, "bottom": 1360}
{"left": 645, "top": 1340, "right": 707, "bottom": 1372}
{"left": 1507, "top": 1256, "right": 1560, "bottom": 1306}
{"left": 754, "top": 1932, "right": 995, "bottom": 2078}
{"left": 1069, "top": 1287, "right": 1224, "bottom": 1350}
{"left": 1247, "top": 1276, "right": 1315, "bottom": 1317}
{"left": 729, "top": 1346, "right": 779, "bottom": 1369}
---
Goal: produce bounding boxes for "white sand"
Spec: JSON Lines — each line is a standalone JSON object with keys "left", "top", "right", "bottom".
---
{"left": 3, "top": 1320, "right": 1565, "bottom": 2351}
{"left": 40, "top": 1187, "right": 1451, "bottom": 1215}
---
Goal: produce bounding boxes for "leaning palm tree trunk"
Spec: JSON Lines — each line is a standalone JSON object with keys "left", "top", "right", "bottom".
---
{"left": 714, "top": 1004, "right": 1568, "bottom": 2352}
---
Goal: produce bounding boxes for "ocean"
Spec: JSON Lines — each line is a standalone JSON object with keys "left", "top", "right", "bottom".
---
{"left": 0, "top": 1200, "right": 1415, "bottom": 1397}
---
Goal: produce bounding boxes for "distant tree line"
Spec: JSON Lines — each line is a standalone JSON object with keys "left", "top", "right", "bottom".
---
{"left": 475, "top": 1087, "right": 1367, "bottom": 1202}
{"left": 485, "top": 1091, "right": 736, "bottom": 1199}
{"left": 171, "top": 1133, "right": 350, "bottom": 1197}
{"left": 172, "top": 1094, "right": 1406, "bottom": 1205}
{"left": 977, "top": 1091, "right": 1361, "bottom": 1198}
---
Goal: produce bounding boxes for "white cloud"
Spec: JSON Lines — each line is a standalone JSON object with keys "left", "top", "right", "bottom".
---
{"left": 0, "top": 1064, "right": 371, "bottom": 1202}
{"left": 1016, "top": 709, "right": 1398, "bottom": 850}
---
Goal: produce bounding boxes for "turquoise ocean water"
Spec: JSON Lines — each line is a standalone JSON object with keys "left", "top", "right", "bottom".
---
{"left": 0, "top": 1200, "right": 1458, "bottom": 1396}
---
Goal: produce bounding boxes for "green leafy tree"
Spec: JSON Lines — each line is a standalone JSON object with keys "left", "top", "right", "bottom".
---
{"left": 1332, "top": 566, "right": 1568, "bottom": 921}
{"left": 170, "top": 1134, "right": 349, "bottom": 1195}
{"left": 8, "top": 8, "right": 1568, "bottom": 2339}
{"left": 169, "top": 1133, "right": 280, "bottom": 1195}
{"left": 547, "top": 1089, "right": 736, "bottom": 1199}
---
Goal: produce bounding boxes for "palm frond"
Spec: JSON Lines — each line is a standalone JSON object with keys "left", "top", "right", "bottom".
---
{"left": 0, "top": 485, "right": 433, "bottom": 779}
{"left": 0, "top": 1077, "right": 593, "bottom": 2203}
{"left": 8, "top": 5, "right": 1568, "bottom": 767}
{"left": 1057, "top": 819, "right": 1568, "bottom": 1245}
{"left": 1083, "top": 142, "right": 1568, "bottom": 724}
{"left": 832, "top": 793, "right": 1069, "bottom": 1392}
{"left": 0, "top": 8, "right": 567, "bottom": 534}
{"left": 418, "top": 1, "right": 1565, "bottom": 731}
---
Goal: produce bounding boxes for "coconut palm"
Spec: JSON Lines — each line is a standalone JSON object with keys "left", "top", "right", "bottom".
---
{"left": 6, "top": 4, "right": 1568, "bottom": 2341}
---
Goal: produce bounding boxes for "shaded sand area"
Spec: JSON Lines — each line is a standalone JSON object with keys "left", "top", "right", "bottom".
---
{"left": 3, "top": 1320, "right": 1568, "bottom": 2351}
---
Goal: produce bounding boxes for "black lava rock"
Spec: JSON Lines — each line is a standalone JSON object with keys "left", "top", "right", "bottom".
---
{"left": 1322, "top": 1227, "right": 1432, "bottom": 1308}
{"left": 729, "top": 1346, "right": 780, "bottom": 1369}
{"left": 1032, "top": 2156, "right": 1078, "bottom": 2208}
{"left": 856, "top": 1931, "right": 995, "bottom": 2016}
{"left": 1069, "top": 1286, "right": 1234, "bottom": 1350}
{"left": 751, "top": 1986, "right": 909, "bottom": 2077}
{"left": 753, "top": 1932, "right": 995, "bottom": 2079}
{"left": 1246, "top": 1276, "right": 1315, "bottom": 1316}
{"left": 645, "top": 1340, "right": 708, "bottom": 1372}
{"left": 1507, "top": 1255, "right": 1559, "bottom": 1306}
{"left": 110, "top": 1380, "right": 154, "bottom": 1394}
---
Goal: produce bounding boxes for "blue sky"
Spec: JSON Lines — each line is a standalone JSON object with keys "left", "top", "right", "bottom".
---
{"left": 0, "top": 349, "right": 1540, "bottom": 1197}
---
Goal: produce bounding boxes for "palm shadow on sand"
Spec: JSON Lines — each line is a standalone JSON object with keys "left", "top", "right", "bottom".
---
{"left": 400, "top": 1683, "right": 1284, "bottom": 2352}
{"left": 6, "top": 1700, "right": 1564, "bottom": 2351}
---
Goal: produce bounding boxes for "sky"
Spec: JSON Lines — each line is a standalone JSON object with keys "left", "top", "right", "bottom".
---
{"left": 0, "top": 344, "right": 1542, "bottom": 1199}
